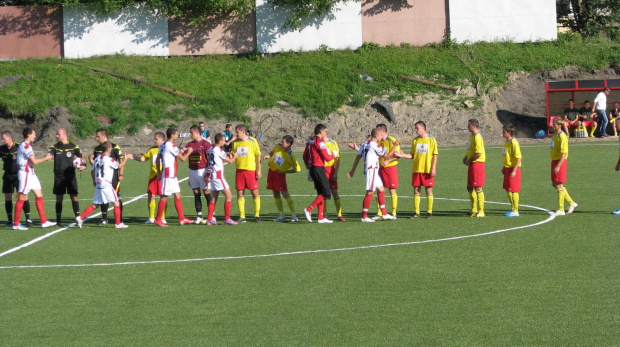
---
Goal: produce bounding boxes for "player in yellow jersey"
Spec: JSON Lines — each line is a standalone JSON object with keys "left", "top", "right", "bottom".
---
{"left": 550, "top": 118, "right": 578, "bottom": 216}
{"left": 374, "top": 124, "right": 400, "bottom": 219}
{"left": 264, "top": 135, "right": 301, "bottom": 222}
{"left": 231, "top": 124, "right": 262, "bottom": 223}
{"left": 463, "top": 119, "right": 486, "bottom": 217}
{"left": 132, "top": 132, "right": 166, "bottom": 223}
{"left": 395, "top": 121, "right": 438, "bottom": 218}
{"left": 501, "top": 124, "right": 522, "bottom": 217}
{"left": 324, "top": 137, "right": 345, "bottom": 221}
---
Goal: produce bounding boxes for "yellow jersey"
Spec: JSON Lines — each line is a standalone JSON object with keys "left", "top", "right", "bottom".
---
{"left": 503, "top": 138, "right": 522, "bottom": 168}
{"left": 466, "top": 133, "right": 485, "bottom": 163}
{"left": 410, "top": 135, "right": 438, "bottom": 173}
{"left": 379, "top": 135, "right": 400, "bottom": 168}
{"left": 268, "top": 144, "right": 301, "bottom": 173}
{"left": 141, "top": 146, "right": 160, "bottom": 179}
{"left": 324, "top": 139, "right": 340, "bottom": 167}
{"left": 232, "top": 137, "right": 261, "bottom": 171}
{"left": 550, "top": 131, "right": 569, "bottom": 160}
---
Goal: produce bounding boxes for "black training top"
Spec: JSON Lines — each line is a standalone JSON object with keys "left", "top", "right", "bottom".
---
{"left": 563, "top": 107, "right": 580, "bottom": 121}
{"left": 48, "top": 141, "right": 83, "bottom": 177}
{"left": 0, "top": 142, "right": 20, "bottom": 178}
{"left": 93, "top": 143, "right": 124, "bottom": 180}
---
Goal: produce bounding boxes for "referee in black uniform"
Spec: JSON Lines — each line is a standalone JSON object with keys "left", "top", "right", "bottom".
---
{"left": 0, "top": 131, "right": 32, "bottom": 227}
{"left": 48, "top": 128, "right": 86, "bottom": 226}
{"left": 89, "top": 129, "right": 125, "bottom": 225}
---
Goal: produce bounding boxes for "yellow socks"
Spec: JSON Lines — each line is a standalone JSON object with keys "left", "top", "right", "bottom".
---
{"left": 334, "top": 197, "right": 342, "bottom": 217}
{"left": 238, "top": 196, "right": 246, "bottom": 219}
{"left": 285, "top": 197, "right": 296, "bottom": 214}
{"left": 414, "top": 194, "right": 421, "bottom": 214}
{"left": 253, "top": 196, "right": 261, "bottom": 218}
{"left": 469, "top": 191, "right": 478, "bottom": 213}
{"left": 274, "top": 197, "right": 284, "bottom": 216}
{"left": 391, "top": 193, "right": 397, "bottom": 215}
{"left": 563, "top": 188, "right": 574, "bottom": 206}
{"left": 149, "top": 200, "right": 156, "bottom": 220}
{"left": 512, "top": 192, "right": 519, "bottom": 213}
{"left": 557, "top": 188, "right": 565, "bottom": 210}
{"left": 476, "top": 190, "right": 485, "bottom": 214}
{"left": 427, "top": 195, "right": 434, "bottom": 214}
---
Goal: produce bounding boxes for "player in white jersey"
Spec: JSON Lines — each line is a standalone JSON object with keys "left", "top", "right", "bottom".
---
{"left": 347, "top": 128, "right": 397, "bottom": 222}
{"left": 12, "top": 127, "right": 56, "bottom": 230}
{"left": 205, "top": 133, "right": 237, "bottom": 225}
{"left": 154, "top": 128, "right": 194, "bottom": 227}
{"left": 76, "top": 141, "right": 127, "bottom": 228}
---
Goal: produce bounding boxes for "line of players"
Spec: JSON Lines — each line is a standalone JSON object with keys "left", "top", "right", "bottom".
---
{"left": 4, "top": 117, "right": 619, "bottom": 229}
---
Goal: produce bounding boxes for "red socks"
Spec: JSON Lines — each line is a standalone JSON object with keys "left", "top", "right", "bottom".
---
{"left": 13, "top": 199, "right": 24, "bottom": 226}
{"left": 362, "top": 193, "right": 373, "bottom": 218}
{"left": 174, "top": 198, "right": 186, "bottom": 221}
{"left": 35, "top": 197, "right": 47, "bottom": 223}
{"left": 155, "top": 200, "right": 167, "bottom": 222}
{"left": 114, "top": 206, "right": 121, "bottom": 225}
{"left": 377, "top": 191, "right": 388, "bottom": 215}
{"left": 80, "top": 205, "right": 97, "bottom": 219}
{"left": 224, "top": 201, "right": 231, "bottom": 220}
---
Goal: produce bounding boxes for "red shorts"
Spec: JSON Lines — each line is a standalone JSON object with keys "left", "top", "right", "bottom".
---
{"left": 582, "top": 120, "right": 595, "bottom": 128}
{"left": 147, "top": 177, "right": 161, "bottom": 195}
{"left": 266, "top": 170, "right": 288, "bottom": 191}
{"left": 379, "top": 166, "right": 399, "bottom": 189}
{"left": 325, "top": 165, "right": 338, "bottom": 190}
{"left": 551, "top": 160, "right": 567, "bottom": 184}
{"left": 503, "top": 167, "right": 521, "bottom": 192}
{"left": 411, "top": 173, "right": 434, "bottom": 187}
{"left": 467, "top": 162, "right": 485, "bottom": 187}
{"left": 236, "top": 169, "right": 258, "bottom": 191}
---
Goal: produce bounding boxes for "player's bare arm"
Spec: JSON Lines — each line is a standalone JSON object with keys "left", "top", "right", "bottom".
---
{"left": 177, "top": 147, "right": 193, "bottom": 162}
{"left": 347, "top": 155, "right": 362, "bottom": 178}
{"left": 256, "top": 155, "right": 262, "bottom": 180}
{"left": 431, "top": 154, "right": 438, "bottom": 177}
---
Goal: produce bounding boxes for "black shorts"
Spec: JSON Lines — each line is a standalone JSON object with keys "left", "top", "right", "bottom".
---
{"left": 309, "top": 166, "right": 331, "bottom": 199}
{"left": 2, "top": 175, "right": 18, "bottom": 194}
{"left": 53, "top": 175, "right": 79, "bottom": 196}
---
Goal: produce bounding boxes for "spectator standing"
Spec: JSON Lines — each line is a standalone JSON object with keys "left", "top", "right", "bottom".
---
{"left": 592, "top": 87, "right": 611, "bottom": 137}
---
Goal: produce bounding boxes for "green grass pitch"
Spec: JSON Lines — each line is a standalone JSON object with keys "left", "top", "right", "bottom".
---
{"left": 1, "top": 140, "right": 618, "bottom": 345}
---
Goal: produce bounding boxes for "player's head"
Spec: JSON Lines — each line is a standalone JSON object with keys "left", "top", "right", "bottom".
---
{"left": 56, "top": 128, "right": 68, "bottom": 143}
{"left": 235, "top": 124, "right": 247, "bottom": 139}
{"left": 583, "top": 100, "right": 591, "bottom": 107}
{"left": 95, "top": 129, "right": 109, "bottom": 143}
{"left": 1, "top": 130, "right": 12, "bottom": 145}
{"left": 502, "top": 124, "right": 516, "bottom": 139}
{"left": 370, "top": 128, "right": 379, "bottom": 140}
{"left": 568, "top": 99, "right": 575, "bottom": 107}
{"left": 225, "top": 123, "right": 233, "bottom": 131}
{"left": 614, "top": 101, "right": 619, "bottom": 108}
{"left": 154, "top": 132, "right": 165, "bottom": 145}
{"left": 553, "top": 117, "right": 566, "bottom": 129}
{"left": 314, "top": 124, "right": 327, "bottom": 136}
{"left": 414, "top": 121, "right": 427, "bottom": 136}
{"left": 214, "top": 133, "right": 225, "bottom": 146}
{"left": 603, "top": 86, "right": 611, "bottom": 94}
{"left": 101, "top": 141, "right": 112, "bottom": 154}
{"left": 22, "top": 127, "right": 36, "bottom": 141}
{"left": 166, "top": 127, "right": 178, "bottom": 140}
{"left": 190, "top": 125, "right": 201, "bottom": 140}
{"left": 467, "top": 119, "right": 479, "bottom": 133}
{"left": 281, "top": 135, "right": 294, "bottom": 149}
{"left": 199, "top": 122, "right": 206, "bottom": 130}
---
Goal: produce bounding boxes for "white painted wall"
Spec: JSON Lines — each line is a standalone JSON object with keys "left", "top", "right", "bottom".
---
{"left": 63, "top": 5, "right": 169, "bottom": 59}
{"left": 449, "top": 0, "right": 557, "bottom": 43}
{"left": 256, "top": 0, "right": 363, "bottom": 53}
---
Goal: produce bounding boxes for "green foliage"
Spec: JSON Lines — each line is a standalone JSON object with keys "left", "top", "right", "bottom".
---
{"left": 557, "top": 0, "right": 620, "bottom": 39}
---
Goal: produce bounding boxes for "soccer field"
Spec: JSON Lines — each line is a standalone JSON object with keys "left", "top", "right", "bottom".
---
{"left": 0, "top": 140, "right": 618, "bottom": 345}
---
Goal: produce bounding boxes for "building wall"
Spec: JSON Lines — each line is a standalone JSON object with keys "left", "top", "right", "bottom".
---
{"left": 255, "top": 0, "right": 363, "bottom": 53}
{"left": 168, "top": 12, "right": 256, "bottom": 55}
{"left": 63, "top": 5, "right": 169, "bottom": 59}
{"left": 449, "top": 0, "right": 557, "bottom": 43}
{"left": 0, "top": 6, "right": 62, "bottom": 59}
{"left": 361, "top": 0, "right": 446, "bottom": 46}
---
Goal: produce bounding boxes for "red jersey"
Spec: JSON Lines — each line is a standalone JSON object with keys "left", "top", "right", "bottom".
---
{"left": 303, "top": 136, "right": 334, "bottom": 167}
{"left": 185, "top": 139, "right": 211, "bottom": 170}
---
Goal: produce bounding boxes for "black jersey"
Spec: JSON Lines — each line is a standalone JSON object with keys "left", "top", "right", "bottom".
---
{"left": 0, "top": 142, "right": 20, "bottom": 178}
{"left": 48, "top": 141, "right": 83, "bottom": 178}
{"left": 93, "top": 143, "right": 124, "bottom": 181}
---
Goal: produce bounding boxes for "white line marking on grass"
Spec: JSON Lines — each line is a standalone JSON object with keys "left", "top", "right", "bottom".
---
{"left": 0, "top": 199, "right": 555, "bottom": 270}
{"left": 0, "top": 178, "right": 189, "bottom": 259}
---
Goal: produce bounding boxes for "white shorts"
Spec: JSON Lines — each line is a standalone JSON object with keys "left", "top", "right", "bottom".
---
{"left": 18, "top": 171, "right": 41, "bottom": 195}
{"left": 93, "top": 185, "right": 118, "bottom": 205}
{"left": 365, "top": 167, "right": 383, "bottom": 191}
{"left": 188, "top": 169, "right": 207, "bottom": 190}
{"left": 208, "top": 170, "right": 229, "bottom": 192}
{"left": 160, "top": 177, "right": 181, "bottom": 196}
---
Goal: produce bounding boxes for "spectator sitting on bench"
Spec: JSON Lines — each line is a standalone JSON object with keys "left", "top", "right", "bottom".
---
{"left": 609, "top": 101, "right": 619, "bottom": 136}
{"left": 562, "top": 99, "right": 580, "bottom": 136}
{"left": 578, "top": 100, "right": 597, "bottom": 137}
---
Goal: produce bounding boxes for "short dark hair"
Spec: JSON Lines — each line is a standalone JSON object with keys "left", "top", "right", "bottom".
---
{"left": 584, "top": 100, "right": 590, "bottom": 103}
{"left": 282, "top": 135, "right": 294, "bottom": 145}
{"left": 414, "top": 121, "right": 426, "bottom": 130}
{"left": 214, "top": 133, "right": 224, "bottom": 144}
{"left": 1, "top": 130, "right": 12, "bottom": 138}
{"left": 96, "top": 128, "right": 108, "bottom": 138}
{"left": 468, "top": 119, "right": 479, "bottom": 128}
{"left": 101, "top": 141, "right": 112, "bottom": 153}
{"left": 166, "top": 127, "right": 177, "bottom": 139}
{"left": 375, "top": 123, "right": 387, "bottom": 132}
{"left": 314, "top": 124, "right": 327, "bottom": 135}
{"left": 22, "top": 127, "right": 35, "bottom": 138}
{"left": 154, "top": 132, "right": 165, "bottom": 141}
{"left": 190, "top": 125, "right": 200, "bottom": 133}
{"left": 370, "top": 128, "right": 379, "bottom": 138}
{"left": 568, "top": 99, "right": 574, "bottom": 102}
{"left": 604, "top": 87, "right": 611, "bottom": 92}
{"left": 503, "top": 124, "right": 516, "bottom": 135}
{"left": 199, "top": 122, "right": 205, "bottom": 126}
{"left": 235, "top": 124, "right": 247, "bottom": 133}
{"left": 225, "top": 123, "right": 233, "bottom": 128}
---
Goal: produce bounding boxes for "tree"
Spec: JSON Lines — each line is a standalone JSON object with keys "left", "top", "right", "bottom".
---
{"left": 557, "top": 0, "right": 620, "bottom": 39}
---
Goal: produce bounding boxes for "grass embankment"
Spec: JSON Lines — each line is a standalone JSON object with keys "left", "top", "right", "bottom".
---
{"left": 0, "top": 35, "right": 619, "bottom": 138}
